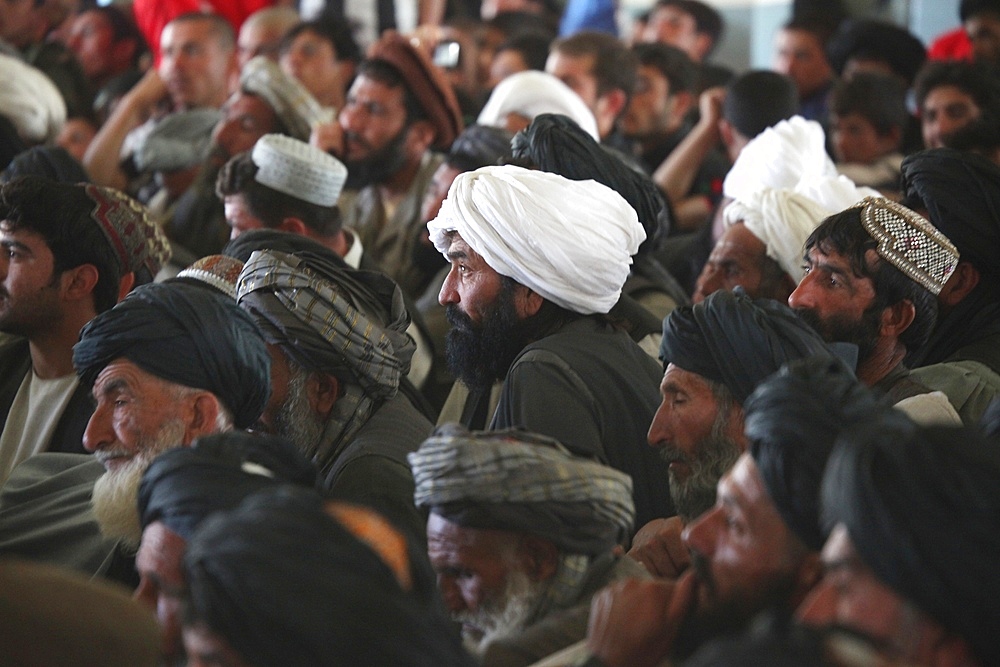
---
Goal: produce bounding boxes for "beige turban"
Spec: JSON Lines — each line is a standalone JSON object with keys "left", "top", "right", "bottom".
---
{"left": 0, "top": 54, "right": 66, "bottom": 143}
{"left": 723, "top": 116, "right": 878, "bottom": 283}
{"left": 427, "top": 165, "right": 645, "bottom": 314}
{"left": 476, "top": 70, "right": 600, "bottom": 140}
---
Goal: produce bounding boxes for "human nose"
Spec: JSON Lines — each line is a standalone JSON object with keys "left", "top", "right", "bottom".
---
{"left": 646, "top": 397, "right": 672, "bottom": 448}
{"left": 787, "top": 271, "right": 816, "bottom": 310}
{"left": 438, "top": 266, "right": 460, "bottom": 306}
{"left": 82, "top": 402, "right": 113, "bottom": 453}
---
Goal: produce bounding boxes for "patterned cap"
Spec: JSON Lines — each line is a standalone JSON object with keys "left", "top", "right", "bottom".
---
{"left": 240, "top": 56, "right": 334, "bottom": 141}
{"left": 251, "top": 134, "right": 347, "bottom": 207}
{"left": 83, "top": 185, "right": 167, "bottom": 277}
{"left": 177, "top": 255, "right": 245, "bottom": 298}
{"left": 854, "top": 196, "right": 959, "bottom": 295}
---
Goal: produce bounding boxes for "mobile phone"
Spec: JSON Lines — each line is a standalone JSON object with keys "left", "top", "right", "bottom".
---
{"left": 433, "top": 40, "right": 462, "bottom": 69}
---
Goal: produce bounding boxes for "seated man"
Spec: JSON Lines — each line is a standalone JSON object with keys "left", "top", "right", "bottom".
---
{"left": 789, "top": 197, "right": 963, "bottom": 415}
{"left": 135, "top": 431, "right": 318, "bottom": 662}
{"left": 409, "top": 424, "right": 641, "bottom": 665}
{"left": 799, "top": 415, "right": 1000, "bottom": 666}
{"left": 0, "top": 282, "right": 270, "bottom": 584}
{"left": 0, "top": 177, "right": 166, "bottom": 484}
{"left": 586, "top": 356, "right": 880, "bottom": 667}
{"left": 639, "top": 0, "right": 733, "bottom": 93}
{"left": 428, "top": 164, "right": 670, "bottom": 528}
{"left": 773, "top": 15, "right": 836, "bottom": 124}
{"left": 235, "top": 245, "right": 431, "bottom": 539}
{"left": 913, "top": 60, "right": 1000, "bottom": 150}
{"left": 693, "top": 116, "right": 874, "bottom": 304}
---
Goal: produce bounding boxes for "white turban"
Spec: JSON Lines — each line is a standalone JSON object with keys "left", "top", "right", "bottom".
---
{"left": 476, "top": 71, "right": 600, "bottom": 141}
{"left": 427, "top": 165, "right": 644, "bottom": 315}
{"left": 0, "top": 54, "right": 66, "bottom": 144}
{"left": 723, "top": 116, "right": 878, "bottom": 283}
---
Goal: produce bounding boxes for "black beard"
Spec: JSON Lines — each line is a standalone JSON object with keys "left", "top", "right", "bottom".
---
{"left": 444, "top": 283, "right": 536, "bottom": 393}
{"left": 794, "top": 306, "right": 881, "bottom": 364}
{"left": 343, "top": 125, "right": 410, "bottom": 190}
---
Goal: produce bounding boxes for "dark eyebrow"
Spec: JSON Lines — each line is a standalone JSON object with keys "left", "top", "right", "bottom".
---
{"left": 0, "top": 239, "right": 31, "bottom": 255}
{"left": 446, "top": 249, "right": 468, "bottom": 261}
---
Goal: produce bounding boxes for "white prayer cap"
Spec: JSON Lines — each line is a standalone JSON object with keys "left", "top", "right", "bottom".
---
{"left": 251, "top": 134, "right": 348, "bottom": 206}
{"left": 427, "top": 165, "right": 645, "bottom": 315}
{"left": 723, "top": 115, "right": 878, "bottom": 283}
{"left": 476, "top": 71, "right": 600, "bottom": 141}
{"left": 0, "top": 54, "right": 66, "bottom": 144}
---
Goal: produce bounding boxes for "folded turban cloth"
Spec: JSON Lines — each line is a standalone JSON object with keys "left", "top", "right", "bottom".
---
{"left": 240, "top": 56, "right": 333, "bottom": 142}
{"left": 236, "top": 249, "right": 414, "bottom": 398}
{"left": 476, "top": 70, "right": 600, "bottom": 141}
{"left": 427, "top": 165, "right": 644, "bottom": 315}
{"left": 744, "top": 357, "right": 876, "bottom": 551}
{"left": 826, "top": 19, "right": 927, "bottom": 84}
{"left": 822, "top": 420, "right": 1000, "bottom": 666}
{"left": 1, "top": 146, "right": 88, "bottom": 184}
{"left": 0, "top": 54, "right": 66, "bottom": 144}
{"left": 901, "top": 148, "right": 1000, "bottom": 278}
{"left": 184, "top": 486, "right": 474, "bottom": 667}
{"left": 73, "top": 282, "right": 271, "bottom": 429}
{"left": 512, "top": 113, "right": 671, "bottom": 249}
{"left": 660, "top": 288, "right": 839, "bottom": 404}
{"left": 367, "top": 33, "right": 464, "bottom": 150}
{"left": 132, "top": 108, "right": 221, "bottom": 173}
{"left": 724, "top": 116, "right": 876, "bottom": 283}
{"left": 447, "top": 124, "right": 514, "bottom": 172}
{"left": 138, "top": 431, "right": 317, "bottom": 538}
{"left": 409, "top": 424, "right": 635, "bottom": 555}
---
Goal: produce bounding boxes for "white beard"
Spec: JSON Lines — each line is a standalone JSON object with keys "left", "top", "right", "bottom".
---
{"left": 455, "top": 568, "right": 547, "bottom": 656}
{"left": 91, "top": 419, "right": 187, "bottom": 549}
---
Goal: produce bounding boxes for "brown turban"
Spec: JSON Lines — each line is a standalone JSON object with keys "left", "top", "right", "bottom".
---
{"left": 367, "top": 33, "right": 464, "bottom": 150}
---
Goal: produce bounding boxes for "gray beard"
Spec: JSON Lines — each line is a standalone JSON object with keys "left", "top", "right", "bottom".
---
{"left": 454, "top": 568, "right": 547, "bottom": 656}
{"left": 659, "top": 412, "right": 743, "bottom": 522}
{"left": 91, "top": 419, "right": 187, "bottom": 549}
{"left": 273, "top": 366, "right": 325, "bottom": 459}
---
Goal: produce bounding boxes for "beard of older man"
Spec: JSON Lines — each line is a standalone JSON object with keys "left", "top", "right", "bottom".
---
{"left": 658, "top": 409, "right": 743, "bottom": 523}
{"left": 92, "top": 419, "right": 187, "bottom": 549}
{"left": 454, "top": 566, "right": 547, "bottom": 657}
{"left": 273, "top": 364, "right": 326, "bottom": 457}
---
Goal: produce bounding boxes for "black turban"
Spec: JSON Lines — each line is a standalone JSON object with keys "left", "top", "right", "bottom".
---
{"left": 73, "top": 282, "right": 271, "bottom": 429}
{"left": 744, "top": 357, "right": 877, "bottom": 551}
{"left": 512, "top": 113, "right": 671, "bottom": 249}
{"left": 222, "top": 228, "right": 348, "bottom": 266}
{"left": 137, "top": 431, "right": 318, "bottom": 538}
{"left": 448, "top": 123, "right": 514, "bottom": 172}
{"left": 826, "top": 19, "right": 926, "bottom": 85}
{"left": 183, "top": 486, "right": 474, "bottom": 667}
{"left": 660, "top": 288, "right": 838, "bottom": 404}
{"left": 822, "top": 419, "right": 1000, "bottom": 665}
{"left": 901, "top": 148, "right": 1000, "bottom": 278}
{"left": 1, "top": 146, "right": 89, "bottom": 184}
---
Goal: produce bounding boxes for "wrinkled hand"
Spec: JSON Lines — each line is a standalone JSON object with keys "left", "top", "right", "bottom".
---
{"left": 627, "top": 517, "right": 691, "bottom": 579}
{"left": 310, "top": 120, "right": 345, "bottom": 158}
{"left": 586, "top": 571, "right": 699, "bottom": 667}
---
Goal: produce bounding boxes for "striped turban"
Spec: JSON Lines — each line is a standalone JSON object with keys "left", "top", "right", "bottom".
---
{"left": 236, "top": 249, "right": 415, "bottom": 398}
{"left": 409, "top": 424, "right": 635, "bottom": 555}
{"left": 427, "top": 165, "right": 644, "bottom": 315}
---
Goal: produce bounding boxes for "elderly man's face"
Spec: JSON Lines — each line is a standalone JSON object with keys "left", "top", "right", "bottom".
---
{"left": 647, "top": 364, "right": 744, "bottom": 522}
{"left": 439, "top": 232, "right": 507, "bottom": 324}
{"left": 209, "top": 92, "right": 279, "bottom": 167}
{"left": 682, "top": 454, "right": 811, "bottom": 633}
{"left": 797, "top": 524, "right": 946, "bottom": 662}
{"left": 135, "top": 521, "right": 187, "bottom": 662}
{"left": 427, "top": 513, "right": 547, "bottom": 651}
{"left": 693, "top": 223, "right": 788, "bottom": 304}
{"left": 159, "top": 18, "right": 233, "bottom": 110}
{"left": 789, "top": 244, "right": 881, "bottom": 362}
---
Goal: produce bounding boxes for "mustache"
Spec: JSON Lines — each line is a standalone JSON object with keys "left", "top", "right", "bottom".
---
{"left": 658, "top": 443, "right": 691, "bottom": 466}
{"left": 342, "top": 130, "right": 373, "bottom": 153}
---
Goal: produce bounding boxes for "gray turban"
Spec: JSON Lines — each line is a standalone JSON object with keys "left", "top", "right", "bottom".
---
{"left": 409, "top": 424, "right": 635, "bottom": 555}
{"left": 744, "top": 357, "right": 877, "bottom": 551}
{"left": 660, "top": 288, "right": 838, "bottom": 404}
{"left": 236, "top": 249, "right": 414, "bottom": 398}
{"left": 73, "top": 282, "right": 271, "bottom": 429}
{"left": 822, "top": 419, "right": 1000, "bottom": 666}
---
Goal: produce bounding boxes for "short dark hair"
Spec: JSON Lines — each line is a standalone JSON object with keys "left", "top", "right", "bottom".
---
{"left": 961, "top": 0, "right": 1000, "bottom": 21}
{"left": 804, "top": 207, "right": 938, "bottom": 352}
{"left": 782, "top": 14, "right": 838, "bottom": 51}
{"left": 551, "top": 31, "right": 639, "bottom": 98}
{"left": 656, "top": 0, "right": 724, "bottom": 50}
{"left": 215, "top": 152, "right": 342, "bottom": 237}
{"left": 0, "top": 177, "right": 125, "bottom": 313}
{"left": 831, "top": 72, "right": 908, "bottom": 136}
{"left": 914, "top": 60, "right": 1000, "bottom": 113}
{"left": 355, "top": 59, "right": 427, "bottom": 125}
{"left": 496, "top": 31, "right": 551, "bottom": 72}
{"left": 631, "top": 42, "right": 696, "bottom": 95}
{"left": 723, "top": 70, "right": 798, "bottom": 138}
{"left": 166, "top": 12, "right": 235, "bottom": 52}
{"left": 281, "top": 16, "right": 361, "bottom": 64}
